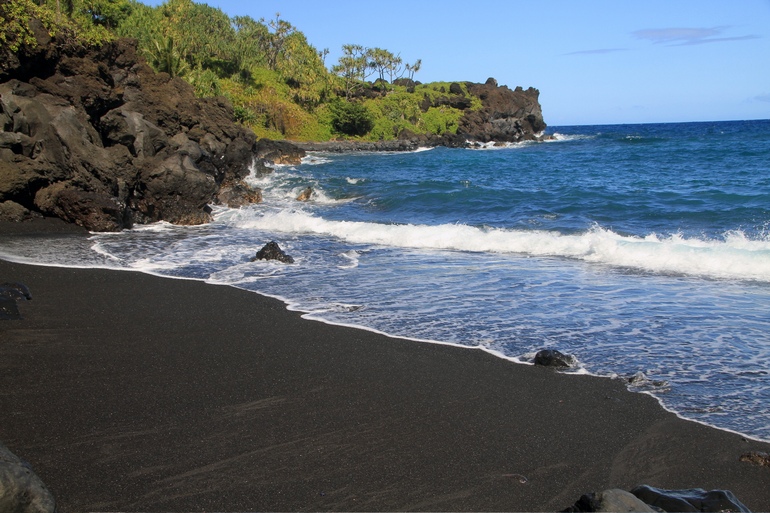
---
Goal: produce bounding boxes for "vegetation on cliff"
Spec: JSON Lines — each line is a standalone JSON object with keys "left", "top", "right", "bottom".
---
{"left": 2, "top": 0, "right": 546, "bottom": 143}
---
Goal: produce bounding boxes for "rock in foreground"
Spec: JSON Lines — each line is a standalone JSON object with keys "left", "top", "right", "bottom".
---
{"left": 564, "top": 486, "right": 751, "bottom": 512}
{"left": 534, "top": 349, "right": 577, "bottom": 368}
{"left": 0, "top": 442, "right": 56, "bottom": 513}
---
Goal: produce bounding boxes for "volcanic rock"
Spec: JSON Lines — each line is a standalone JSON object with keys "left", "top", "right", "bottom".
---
{"left": 563, "top": 489, "right": 655, "bottom": 512}
{"left": 296, "top": 187, "right": 313, "bottom": 201}
{"left": 251, "top": 241, "right": 295, "bottom": 264}
{"left": 533, "top": 349, "right": 577, "bottom": 368}
{"left": 630, "top": 485, "right": 750, "bottom": 512}
{"left": 0, "top": 441, "right": 56, "bottom": 512}
{"left": 0, "top": 33, "right": 306, "bottom": 231}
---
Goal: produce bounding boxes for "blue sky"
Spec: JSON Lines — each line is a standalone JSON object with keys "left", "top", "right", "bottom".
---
{"left": 149, "top": 0, "right": 770, "bottom": 126}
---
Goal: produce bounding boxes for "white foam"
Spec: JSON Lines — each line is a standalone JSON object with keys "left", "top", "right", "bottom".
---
{"left": 549, "top": 132, "right": 595, "bottom": 142}
{"left": 467, "top": 140, "right": 534, "bottom": 150}
{"left": 338, "top": 250, "right": 361, "bottom": 269}
{"left": 228, "top": 209, "right": 770, "bottom": 282}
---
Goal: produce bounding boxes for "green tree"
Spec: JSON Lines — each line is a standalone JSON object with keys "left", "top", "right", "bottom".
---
{"left": 147, "top": 35, "right": 188, "bottom": 77}
{"left": 276, "top": 31, "right": 328, "bottom": 108}
{"left": 332, "top": 44, "right": 370, "bottom": 99}
{"left": 260, "top": 13, "right": 294, "bottom": 71}
{"left": 1, "top": 0, "right": 50, "bottom": 52}
{"left": 405, "top": 58, "right": 422, "bottom": 80}
{"left": 232, "top": 15, "right": 269, "bottom": 73}
{"left": 329, "top": 99, "right": 373, "bottom": 136}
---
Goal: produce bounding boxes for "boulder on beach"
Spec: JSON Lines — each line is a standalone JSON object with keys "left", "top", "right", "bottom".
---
{"left": 563, "top": 488, "right": 655, "bottom": 512}
{"left": 630, "top": 485, "right": 751, "bottom": 512}
{"left": 0, "top": 281, "right": 32, "bottom": 320}
{"left": 251, "top": 241, "right": 295, "bottom": 264}
{"left": 0, "top": 441, "right": 56, "bottom": 513}
{"left": 533, "top": 349, "right": 576, "bottom": 368}
{"left": 564, "top": 486, "right": 751, "bottom": 513}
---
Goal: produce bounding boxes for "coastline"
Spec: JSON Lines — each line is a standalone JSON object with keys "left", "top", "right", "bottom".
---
{"left": 2, "top": 230, "right": 770, "bottom": 510}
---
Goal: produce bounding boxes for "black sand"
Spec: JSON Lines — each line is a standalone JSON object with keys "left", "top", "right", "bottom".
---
{"left": 1, "top": 232, "right": 770, "bottom": 511}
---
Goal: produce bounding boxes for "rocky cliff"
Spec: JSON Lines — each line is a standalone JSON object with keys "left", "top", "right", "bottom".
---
{"left": 0, "top": 26, "right": 302, "bottom": 231}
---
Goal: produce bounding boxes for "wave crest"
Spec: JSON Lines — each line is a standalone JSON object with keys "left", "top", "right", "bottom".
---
{"left": 227, "top": 209, "right": 770, "bottom": 282}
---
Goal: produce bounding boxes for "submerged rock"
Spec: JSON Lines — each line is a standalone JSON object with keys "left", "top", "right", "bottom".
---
{"left": 251, "top": 241, "right": 295, "bottom": 264}
{"left": 533, "top": 349, "right": 576, "bottom": 368}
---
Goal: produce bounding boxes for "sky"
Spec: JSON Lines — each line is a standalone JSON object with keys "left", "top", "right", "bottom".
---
{"left": 148, "top": 0, "right": 770, "bottom": 126}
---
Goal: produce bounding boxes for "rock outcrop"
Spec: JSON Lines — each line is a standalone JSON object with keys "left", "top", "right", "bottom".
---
{"left": 459, "top": 79, "right": 546, "bottom": 143}
{"left": 0, "top": 29, "right": 304, "bottom": 231}
{"left": 297, "top": 77, "right": 549, "bottom": 152}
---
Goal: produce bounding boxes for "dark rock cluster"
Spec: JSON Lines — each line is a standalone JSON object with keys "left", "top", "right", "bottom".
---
{"left": 0, "top": 28, "right": 304, "bottom": 231}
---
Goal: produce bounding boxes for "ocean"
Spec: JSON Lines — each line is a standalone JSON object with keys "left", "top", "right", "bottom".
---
{"left": 2, "top": 119, "right": 769, "bottom": 441}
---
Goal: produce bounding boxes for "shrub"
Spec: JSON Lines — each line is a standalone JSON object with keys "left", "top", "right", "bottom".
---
{"left": 329, "top": 99, "right": 373, "bottom": 137}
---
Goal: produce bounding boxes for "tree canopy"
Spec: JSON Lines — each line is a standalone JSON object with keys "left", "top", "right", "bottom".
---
{"left": 2, "top": 0, "right": 487, "bottom": 142}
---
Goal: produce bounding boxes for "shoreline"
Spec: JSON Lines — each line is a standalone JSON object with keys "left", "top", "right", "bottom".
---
{"left": 2, "top": 248, "right": 770, "bottom": 510}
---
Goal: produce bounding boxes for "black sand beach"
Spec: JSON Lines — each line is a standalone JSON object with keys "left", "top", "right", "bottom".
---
{"left": 2, "top": 225, "right": 770, "bottom": 511}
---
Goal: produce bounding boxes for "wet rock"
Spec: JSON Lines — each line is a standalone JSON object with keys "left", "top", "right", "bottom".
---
{"left": 563, "top": 489, "right": 655, "bottom": 512}
{"left": 0, "top": 282, "right": 32, "bottom": 301}
{"left": 533, "top": 349, "right": 576, "bottom": 368}
{"left": 296, "top": 187, "right": 313, "bottom": 202}
{"left": 0, "top": 441, "right": 56, "bottom": 512}
{"left": 251, "top": 241, "right": 294, "bottom": 264}
{"left": 627, "top": 371, "right": 668, "bottom": 388}
{"left": 255, "top": 138, "right": 306, "bottom": 165}
{"left": 216, "top": 181, "right": 262, "bottom": 208}
{"left": 630, "top": 485, "right": 750, "bottom": 512}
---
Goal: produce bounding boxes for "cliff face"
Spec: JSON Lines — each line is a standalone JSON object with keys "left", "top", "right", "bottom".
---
{"left": 0, "top": 30, "right": 302, "bottom": 231}
{"left": 460, "top": 78, "right": 547, "bottom": 142}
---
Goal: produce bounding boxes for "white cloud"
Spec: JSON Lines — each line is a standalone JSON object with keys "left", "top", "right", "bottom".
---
{"left": 755, "top": 94, "right": 770, "bottom": 103}
{"left": 633, "top": 26, "right": 759, "bottom": 46}
{"left": 564, "top": 48, "right": 627, "bottom": 56}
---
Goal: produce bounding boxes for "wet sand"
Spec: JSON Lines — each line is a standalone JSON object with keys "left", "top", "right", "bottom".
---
{"left": 1, "top": 230, "right": 770, "bottom": 511}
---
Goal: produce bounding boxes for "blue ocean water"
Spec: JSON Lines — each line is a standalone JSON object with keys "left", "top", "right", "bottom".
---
{"left": 2, "top": 119, "right": 770, "bottom": 441}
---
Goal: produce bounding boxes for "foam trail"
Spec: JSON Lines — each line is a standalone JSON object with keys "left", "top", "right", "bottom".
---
{"left": 229, "top": 209, "right": 770, "bottom": 282}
